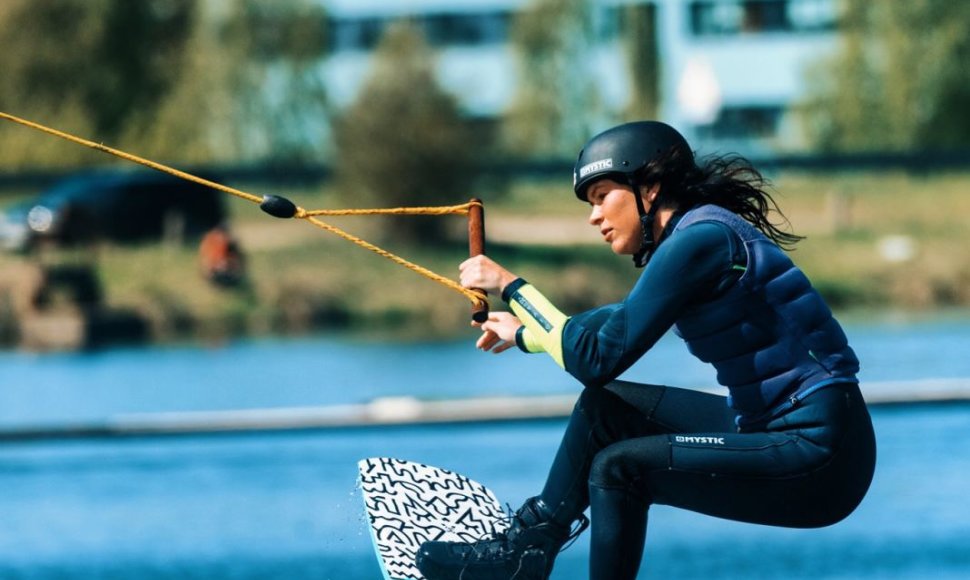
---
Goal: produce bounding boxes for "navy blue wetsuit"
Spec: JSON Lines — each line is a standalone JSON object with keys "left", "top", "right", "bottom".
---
{"left": 502, "top": 206, "right": 876, "bottom": 580}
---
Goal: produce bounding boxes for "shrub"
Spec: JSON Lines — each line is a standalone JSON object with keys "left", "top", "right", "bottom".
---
{"left": 332, "top": 21, "right": 480, "bottom": 243}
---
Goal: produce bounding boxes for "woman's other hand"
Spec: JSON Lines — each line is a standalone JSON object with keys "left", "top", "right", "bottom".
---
{"left": 459, "top": 255, "right": 518, "bottom": 296}
{"left": 473, "top": 312, "right": 522, "bottom": 354}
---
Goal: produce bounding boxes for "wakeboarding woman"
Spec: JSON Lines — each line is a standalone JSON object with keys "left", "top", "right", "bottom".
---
{"left": 416, "top": 121, "right": 876, "bottom": 580}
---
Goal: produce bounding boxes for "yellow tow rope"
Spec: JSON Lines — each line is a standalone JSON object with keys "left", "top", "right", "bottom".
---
{"left": 0, "top": 111, "right": 488, "bottom": 312}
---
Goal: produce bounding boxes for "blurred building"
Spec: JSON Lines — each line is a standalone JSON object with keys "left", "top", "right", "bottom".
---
{"left": 320, "top": 0, "right": 838, "bottom": 154}
{"left": 661, "top": 0, "right": 839, "bottom": 153}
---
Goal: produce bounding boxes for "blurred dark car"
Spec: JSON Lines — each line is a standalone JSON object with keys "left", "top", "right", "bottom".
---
{"left": 0, "top": 169, "right": 226, "bottom": 251}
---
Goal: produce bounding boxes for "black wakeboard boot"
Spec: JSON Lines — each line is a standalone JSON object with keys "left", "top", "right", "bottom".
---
{"left": 415, "top": 496, "right": 589, "bottom": 580}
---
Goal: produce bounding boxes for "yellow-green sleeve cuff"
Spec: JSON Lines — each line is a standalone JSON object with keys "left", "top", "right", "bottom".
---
{"left": 515, "top": 326, "right": 545, "bottom": 354}
{"left": 504, "top": 279, "right": 567, "bottom": 368}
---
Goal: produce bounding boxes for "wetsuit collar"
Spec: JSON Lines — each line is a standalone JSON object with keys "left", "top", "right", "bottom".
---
{"left": 658, "top": 210, "right": 684, "bottom": 244}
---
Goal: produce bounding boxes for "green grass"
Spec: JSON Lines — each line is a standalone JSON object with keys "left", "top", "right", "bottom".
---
{"left": 2, "top": 170, "right": 967, "bottom": 344}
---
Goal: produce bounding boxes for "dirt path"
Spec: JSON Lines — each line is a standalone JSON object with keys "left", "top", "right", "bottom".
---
{"left": 484, "top": 215, "right": 599, "bottom": 246}
{"left": 234, "top": 214, "right": 600, "bottom": 251}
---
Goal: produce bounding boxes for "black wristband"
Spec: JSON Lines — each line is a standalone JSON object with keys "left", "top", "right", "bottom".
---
{"left": 515, "top": 325, "right": 530, "bottom": 353}
{"left": 502, "top": 277, "right": 529, "bottom": 303}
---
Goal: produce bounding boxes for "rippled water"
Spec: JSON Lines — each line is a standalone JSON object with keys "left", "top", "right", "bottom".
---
{"left": 0, "top": 312, "right": 968, "bottom": 578}
{"left": 1, "top": 406, "right": 969, "bottom": 579}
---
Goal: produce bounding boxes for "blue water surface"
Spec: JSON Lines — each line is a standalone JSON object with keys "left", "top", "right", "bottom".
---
{"left": 0, "top": 405, "right": 969, "bottom": 579}
{"left": 0, "top": 311, "right": 968, "bottom": 578}
{"left": 1, "top": 311, "right": 968, "bottom": 427}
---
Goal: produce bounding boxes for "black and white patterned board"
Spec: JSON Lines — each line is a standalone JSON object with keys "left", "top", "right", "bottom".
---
{"left": 358, "top": 457, "right": 509, "bottom": 580}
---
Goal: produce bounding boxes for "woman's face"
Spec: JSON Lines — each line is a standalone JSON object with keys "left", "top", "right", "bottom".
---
{"left": 585, "top": 178, "right": 653, "bottom": 255}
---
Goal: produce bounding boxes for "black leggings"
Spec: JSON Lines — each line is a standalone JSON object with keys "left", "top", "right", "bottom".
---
{"left": 537, "top": 381, "right": 876, "bottom": 580}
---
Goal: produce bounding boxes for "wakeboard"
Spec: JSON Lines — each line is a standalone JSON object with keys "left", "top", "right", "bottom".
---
{"left": 358, "top": 457, "right": 509, "bottom": 580}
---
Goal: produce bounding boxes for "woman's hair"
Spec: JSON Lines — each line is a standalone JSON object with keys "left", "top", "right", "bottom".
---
{"left": 637, "top": 148, "right": 804, "bottom": 249}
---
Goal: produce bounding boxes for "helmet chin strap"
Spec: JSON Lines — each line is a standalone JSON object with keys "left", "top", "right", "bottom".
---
{"left": 630, "top": 183, "right": 659, "bottom": 268}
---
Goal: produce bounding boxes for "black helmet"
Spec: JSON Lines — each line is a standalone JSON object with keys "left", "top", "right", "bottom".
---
{"left": 573, "top": 121, "right": 693, "bottom": 201}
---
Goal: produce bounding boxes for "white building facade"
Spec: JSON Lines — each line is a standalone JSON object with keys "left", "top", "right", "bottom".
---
{"left": 320, "top": 0, "right": 840, "bottom": 154}
{"left": 657, "top": 0, "right": 839, "bottom": 153}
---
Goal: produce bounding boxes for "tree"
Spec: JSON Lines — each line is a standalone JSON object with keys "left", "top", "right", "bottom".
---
{"left": 502, "top": 0, "right": 600, "bottom": 158}
{"left": 217, "top": 0, "right": 331, "bottom": 164}
{"left": 0, "top": 0, "right": 112, "bottom": 168}
{"left": 0, "top": 0, "right": 233, "bottom": 167}
{"left": 0, "top": 0, "right": 196, "bottom": 156}
{"left": 622, "top": 2, "right": 660, "bottom": 122}
{"left": 332, "top": 21, "right": 479, "bottom": 243}
{"left": 0, "top": 0, "right": 331, "bottom": 169}
{"left": 802, "top": 1, "right": 970, "bottom": 152}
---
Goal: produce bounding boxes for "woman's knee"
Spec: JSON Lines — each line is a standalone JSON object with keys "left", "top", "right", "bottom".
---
{"left": 575, "top": 386, "right": 621, "bottom": 426}
{"left": 588, "top": 437, "right": 670, "bottom": 493}
{"left": 589, "top": 447, "right": 629, "bottom": 490}
{"left": 577, "top": 382, "right": 663, "bottom": 421}
{"left": 577, "top": 385, "right": 610, "bottom": 409}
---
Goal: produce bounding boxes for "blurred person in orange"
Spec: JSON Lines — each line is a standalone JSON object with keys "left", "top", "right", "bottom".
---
{"left": 199, "top": 224, "right": 245, "bottom": 288}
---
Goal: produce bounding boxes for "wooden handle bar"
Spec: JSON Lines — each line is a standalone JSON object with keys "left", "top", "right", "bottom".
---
{"left": 468, "top": 198, "right": 489, "bottom": 323}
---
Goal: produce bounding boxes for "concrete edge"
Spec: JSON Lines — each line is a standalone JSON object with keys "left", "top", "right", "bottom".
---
{"left": 1, "top": 380, "right": 967, "bottom": 442}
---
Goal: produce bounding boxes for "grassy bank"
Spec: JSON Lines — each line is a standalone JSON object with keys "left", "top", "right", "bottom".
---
{"left": 1, "top": 170, "right": 968, "bottom": 346}
{"left": 769, "top": 171, "right": 970, "bottom": 308}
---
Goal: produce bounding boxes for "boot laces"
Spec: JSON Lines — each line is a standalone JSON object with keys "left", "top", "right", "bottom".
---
{"left": 559, "top": 513, "right": 590, "bottom": 552}
{"left": 459, "top": 509, "right": 517, "bottom": 562}
{"left": 460, "top": 504, "right": 590, "bottom": 563}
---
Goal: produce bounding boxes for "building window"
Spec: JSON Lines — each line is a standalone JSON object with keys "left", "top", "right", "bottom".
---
{"left": 421, "top": 12, "right": 511, "bottom": 47}
{"left": 696, "top": 105, "right": 785, "bottom": 140}
{"left": 689, "top": 0, "right": 837, "bottom": 36}
{"left": 330, "top": 17, "right": 386, "bottom": 52}
{"left": 330, "top": 11, "right": 512, "bottom": 53}
{"left": 787, "top": 0, "right": 839, "bottom": 30}
{"left": 595, "top": 6, "right": 623, "bottom": 42}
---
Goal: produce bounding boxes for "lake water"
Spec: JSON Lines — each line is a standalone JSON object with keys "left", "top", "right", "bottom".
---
{"left": 1, "top": 311, "right": 969, "bottom": 579}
